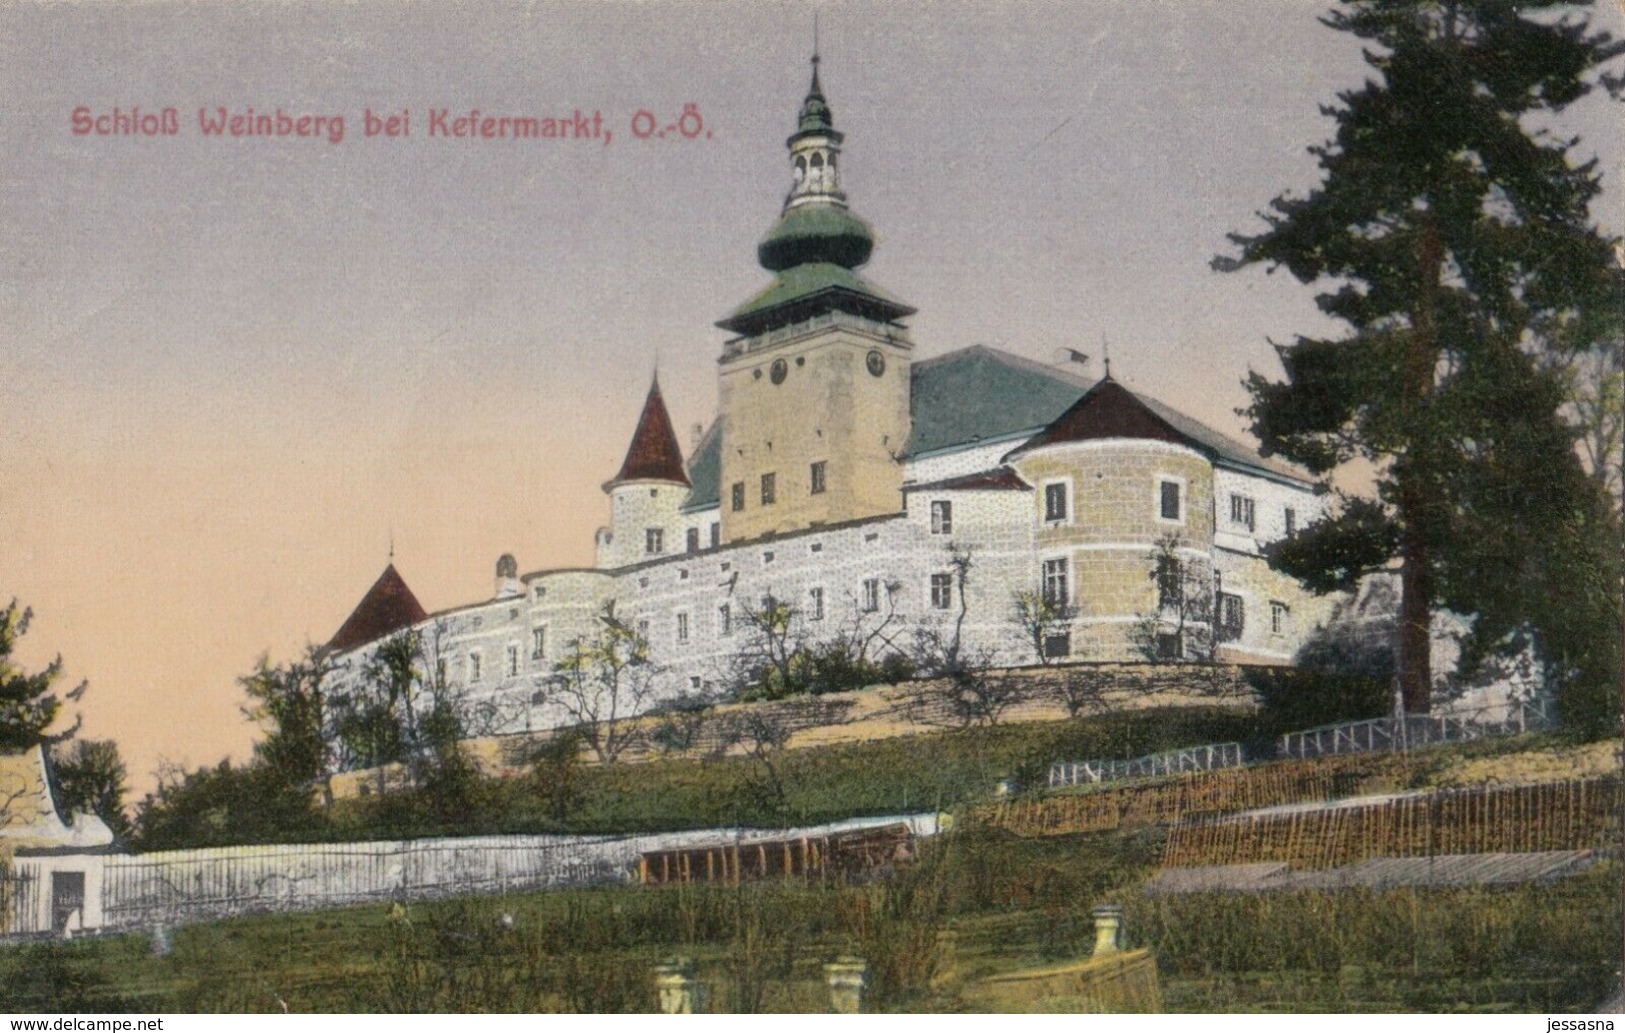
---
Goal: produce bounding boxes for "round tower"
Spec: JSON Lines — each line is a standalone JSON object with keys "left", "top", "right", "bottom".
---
{"left": 597, "top": 376, "right": 691, "bottom": 569}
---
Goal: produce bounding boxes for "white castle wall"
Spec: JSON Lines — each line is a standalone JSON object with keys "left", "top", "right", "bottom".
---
{"left": 329, "top": 450, "right": 1335, "bottom": 743}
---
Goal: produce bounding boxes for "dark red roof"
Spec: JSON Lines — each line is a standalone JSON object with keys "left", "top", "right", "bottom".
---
{"left": 608, "top": 378, "right": 689, "bottom": 488}
{"left": 1003, "top": 377, "right": 1195, "bottom": 460}
{"left": 904, "top": 467, "right": 1031, "bottom": 493}
{"left": 327, "top": 564, "right": 428, "bottom": 655}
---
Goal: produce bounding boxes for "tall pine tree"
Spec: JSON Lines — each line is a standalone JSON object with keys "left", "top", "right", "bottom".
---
{"left": 0, "top": 598, "right": 83, "bottom": 748}
{"left": 1220, "top": 1, "right": 1623, "bottom": 715}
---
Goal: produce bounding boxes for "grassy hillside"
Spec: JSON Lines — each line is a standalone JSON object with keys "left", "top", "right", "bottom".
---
{"left": 4, "top": 824, "right": 1617, "bottom": 1013}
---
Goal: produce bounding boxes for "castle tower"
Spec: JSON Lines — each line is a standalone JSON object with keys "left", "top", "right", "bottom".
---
{"left": 596, "top": 376, "right": 691, "bottom": 569}
{"left": 326, "top": 563, "right": 429, "bottom": 656}
{"left": 715, "top": 54, "right": 916, "bottom": 543}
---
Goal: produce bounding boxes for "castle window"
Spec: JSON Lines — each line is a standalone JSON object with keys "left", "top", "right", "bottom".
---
{"left": 636, "top": 618, "right": 650, "bottom": 641}
{"left": 809, "top": 586, "right": 825, "bottom": 621}
{"left": 1284, "top": 507, "right": 1297, "bottom": 537}
{"left": 687, "top": 527, "right": 700, "bottom": 553}
{"left": 435, "top": 657, "right": 447, "bottom": 686}
{"left": 731, "top": 483, "right": 745, "bottom": 512}
{"left": 763, "top": 550, "right": 774, "bottom": 564}
{"left": 1041, "top": 558, "right": 1069, "bottom": 606}
{"left": 469, "top": 651, "right": 482, "bottom": 682}
{"left": 930, "top": 573, "right": 953, "bottom": 610}
{"left": 810, "top": 460, "right": 826, "bottom": 495}
{"left": 1043, "top": 633, "right": 1071, "bottom": 659}
{"left": 710, "top": 522, "right": 721, "bottom": 548}
{"left": 719, "top": 603, "right": 732, "bottom": 636}
{"left": 1156, "top": 633, "right": 1182, "bottom": 660}
{"left": 1043, "top": 482, "right": 1068, "bottom": 522}
{"left": 1217, "top": 593, "right": 1245, "bottom": 642}
{"left": 761, "top": 472, "right": 777, "bottom": 505}
{"left": 1271, "top": 601, "right": 1290, "bottom": 636}
{"left": 1159, "top": 479, "right": 1183, "bottom": 522}
{"left": 645, "top": 528, "right": 664, "bottom": 555}
{"left": 930, "top": 500, "right": 953, "bottom": 535}
{"left": 507, "top": 644, "right": 520, "bottom": 677}
{"left": 1230, "top": 494, "right": 1256, "bottom": 532}
{"left": 676, "top": 611, "right": 690, "bottom": 644}
{"left": 1156, "top": 555, "right": 1183, "bottom": 608}
{"left": 532, "top": 626, "right": 547, "bottom": 660}
{"left": 861, "top": 578, "right": 881, "bottom": 613}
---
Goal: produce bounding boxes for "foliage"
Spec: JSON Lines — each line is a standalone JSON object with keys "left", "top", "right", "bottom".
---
{"left": 725, "top": 583, "right": 914, "bottom": 703}
{"left": 241, "top": 646, "right": 337, "bottom": 806}
{"left": 1218, "top": 0, "right": 1624, "bottom": 713}
{"left": 49, "top": 738, "right": 132, "bottom": 842}
{"left": 131, "top": 759, "right": 328, "bottom": 851}
{"left": 0, "top": 598, "right": 83, "bottom": 749}
{"left": 549, "top": 603, "right": 661, "bottom": 764}
{"left": 523, "top": 728, "right": 586, "bottom": 823}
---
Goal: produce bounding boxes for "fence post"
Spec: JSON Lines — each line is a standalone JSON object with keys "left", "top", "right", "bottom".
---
{"left": 1091, "top": 904, "right": 1123, "bottom": 957}
{"left": 824, "top": 956, "right": 870, "bottom": 1014}
{"left": 654, "top": 957, "right": 703, "bottom": 1014}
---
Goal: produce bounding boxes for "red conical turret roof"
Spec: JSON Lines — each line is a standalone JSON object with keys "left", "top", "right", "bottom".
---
{"left": 607, "top": 378, "right": 690, "bottom": 489}
{"left": 326, "top": 564, "right": 428, "bottom": 655}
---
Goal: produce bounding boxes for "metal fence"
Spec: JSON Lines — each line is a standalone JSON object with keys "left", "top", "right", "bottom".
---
{"left": 1277, "top": 698, "right": 1553, "bottom": 761}
{"left": 1049, "top": 742, "right": 1245, "bottom": 788}
{"left": 0, "top": 866, "right": 41, "bottom": 936}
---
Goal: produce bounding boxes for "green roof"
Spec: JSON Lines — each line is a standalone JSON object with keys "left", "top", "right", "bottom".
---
{"left": 717, "top": 261, "right": 914, "bottom": 335}
{"left": 679, "top": 345, "right": 1307, "bottom": 512}
{"left": 758, "top": 203, "right": 874, "bottom": 271}
{"left": 905, "top": 346, "right": 1092, "bottom": 457}
{"left": 681, "top": 420, "right": 722, "bottom": 512}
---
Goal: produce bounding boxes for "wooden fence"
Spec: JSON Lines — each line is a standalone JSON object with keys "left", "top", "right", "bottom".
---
{"left": 1050, "top": 743, "right": 1244, "bottom": 788}
{"left": 1277, "top": 699, "right": 1552, "bottom": 760}
{"left": 988, "top": 753, "right": 1412, "bottom": 838}
{"left": 1160, "top": 777, "right": 1621, "bottom": 870}
{"left": 637, "top": 823, "right": 913, "bottom": 886}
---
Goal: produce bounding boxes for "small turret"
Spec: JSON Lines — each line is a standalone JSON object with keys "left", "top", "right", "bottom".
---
{"left": 494, "top": 553, "right": 521, "bottom": 600}
{"left": 598, "top": 376, "right": 691, "bottom": 569}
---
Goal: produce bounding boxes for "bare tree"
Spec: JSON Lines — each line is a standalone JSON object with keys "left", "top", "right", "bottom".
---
{"left": 712, "top": 708, "right": 794, "bottom": 814}
{"left": 907, "top": 544, "right": 1026, "bottom": 728}
{"left": 729, "top": 595, "right": 808, "bottom": 700}
{"left": 548, "top": 602, "right": 662, "bottom": 764}
{"left": 1012, "top": 590, "right": 1079, "bottom": 667}
{"left": 1129, "top": 534, "right": 1218, "bottom": 664}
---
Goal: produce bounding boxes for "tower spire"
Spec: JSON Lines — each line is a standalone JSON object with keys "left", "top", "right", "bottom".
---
{"left": 811, "top": 13, "right": 821, "bottom": 93}
{"left": 605, "top": 376, "right": 689, "bottom": 490}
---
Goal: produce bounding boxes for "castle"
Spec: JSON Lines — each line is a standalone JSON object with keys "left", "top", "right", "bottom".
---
{"left": 322, "top": 58, "right": 1331, "bottom": 738}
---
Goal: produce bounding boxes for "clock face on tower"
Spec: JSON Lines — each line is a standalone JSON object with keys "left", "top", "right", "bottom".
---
{"left": 866, "top": 350, "right": 886, "bottom": 377}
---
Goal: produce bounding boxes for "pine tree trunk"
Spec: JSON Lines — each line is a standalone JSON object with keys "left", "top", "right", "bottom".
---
{"left": 1399, "top": 218, "right": 1443, "bottom": 714}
